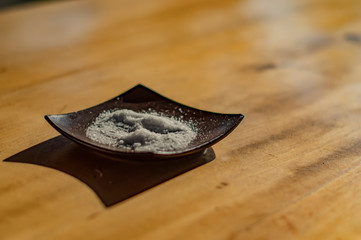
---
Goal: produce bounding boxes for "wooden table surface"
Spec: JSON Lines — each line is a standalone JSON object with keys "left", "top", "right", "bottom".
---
{"left": 1, "top": 0, "right": 361, "bottom": 239}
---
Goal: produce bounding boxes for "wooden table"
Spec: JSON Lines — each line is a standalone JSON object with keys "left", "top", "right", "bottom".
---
{"left": 1, "top": 0, "right": 361, "bottom": 239}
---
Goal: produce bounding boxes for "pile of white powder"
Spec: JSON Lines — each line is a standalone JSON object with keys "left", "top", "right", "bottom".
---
{"left": 86, "top": 109, "right": 197, "bottom": 153}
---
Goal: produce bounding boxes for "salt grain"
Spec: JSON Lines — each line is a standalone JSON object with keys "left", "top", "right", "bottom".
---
{"left": 86, "top": 109, "right": 197, "bottom": 153}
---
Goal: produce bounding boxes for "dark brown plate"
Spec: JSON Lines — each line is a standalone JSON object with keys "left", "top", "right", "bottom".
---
{"left": 45, "top": 84, "right": 244, "bottom": 160}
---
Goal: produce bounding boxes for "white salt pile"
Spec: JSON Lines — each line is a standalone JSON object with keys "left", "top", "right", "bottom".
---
{"left": 86, "top": 109, "right": 197, "bottom": 153}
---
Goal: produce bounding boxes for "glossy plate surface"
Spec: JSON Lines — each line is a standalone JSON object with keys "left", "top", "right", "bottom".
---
{"left": 45, "top": 84, "right": 244, "bottom": 159}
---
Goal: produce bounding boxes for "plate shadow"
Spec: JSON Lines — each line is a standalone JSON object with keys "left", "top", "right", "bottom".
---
{"left": 4, "top": 136, "right": 215, "bottom": 206}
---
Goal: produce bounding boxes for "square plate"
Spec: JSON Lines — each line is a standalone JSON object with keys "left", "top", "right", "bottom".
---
{"left": 45, "top": 84, "right": 244, "bottom": 160}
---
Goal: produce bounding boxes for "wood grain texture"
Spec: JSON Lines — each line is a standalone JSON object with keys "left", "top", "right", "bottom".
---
{"left": 1, "top": 0, "right": 361, "bottom": 239}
